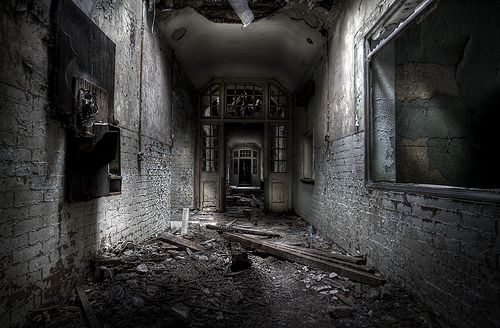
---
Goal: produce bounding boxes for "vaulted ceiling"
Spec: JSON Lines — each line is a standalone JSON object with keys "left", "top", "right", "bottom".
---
{"left": 156, "top": 0, "right": 342, "bottom": 91}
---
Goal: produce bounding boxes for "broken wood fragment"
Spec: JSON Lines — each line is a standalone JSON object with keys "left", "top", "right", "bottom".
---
{"left": 200, "top": 238, "right": 218, "bottom": 245}
{"left": 206, "top": 224, "right": 281, "bottom": 238}
{"left": 157, "top": 233, "right": 206, "bottom": 251}
{"left": 225, "top": 219, "right": 238, "bottom": 228}
{"left": 274, "top": 243, "right": 373, "bottom": 272}
{"left": 222, "top": 233, "right": 385, "bottom": 286}
{"left": 76, "top": 287, "right": 102, "bottom": 328}
{"left": 276, "top": 243, "right": 366, "bottom": 265}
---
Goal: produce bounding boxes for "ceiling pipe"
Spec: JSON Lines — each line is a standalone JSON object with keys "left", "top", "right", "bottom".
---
{"left": 227, "top": 0, "right": 255, "bottom": 28}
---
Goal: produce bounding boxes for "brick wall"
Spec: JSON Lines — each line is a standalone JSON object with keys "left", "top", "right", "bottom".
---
{"left": 292, "top": 1, "right": 500, "bottom": 327}
{"left": 0, "top": 0, "right": 185, "bottom": 326}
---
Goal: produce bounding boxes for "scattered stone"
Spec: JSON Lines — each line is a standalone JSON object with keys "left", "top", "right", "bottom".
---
{"left": 328, "top": 272, "right": 338, "bottom": 279}
{"left": 132, "top": 296, "right": 145, "bottom": 307}
{"left": 354, "top": 283, "right": 362, "bottom": 299}
{"left": 136, "top": 264, "right": 148, "bottom": 274}
{"left": 366, "top": 288, "right": 380, "bottom": 300}
{"left": 231, "top": 290, "right": 244, "bottom": 304}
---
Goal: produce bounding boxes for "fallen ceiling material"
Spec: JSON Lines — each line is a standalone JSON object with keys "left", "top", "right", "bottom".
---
{"left": 155, "top": 0, "right": 287, "bottom": 24}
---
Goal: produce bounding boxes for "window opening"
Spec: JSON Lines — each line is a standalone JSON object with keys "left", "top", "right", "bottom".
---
{"left": 367, "top": 0, "right": 500, "bottom": 190}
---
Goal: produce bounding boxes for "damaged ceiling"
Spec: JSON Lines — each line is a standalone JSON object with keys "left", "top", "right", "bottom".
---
{"left": 156, "top": 0, "right": 342, "bottom": 91}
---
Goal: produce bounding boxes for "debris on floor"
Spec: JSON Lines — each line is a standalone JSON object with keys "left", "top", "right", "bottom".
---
{"left": 26, "top": 210, "right": 446, "bottom": 328}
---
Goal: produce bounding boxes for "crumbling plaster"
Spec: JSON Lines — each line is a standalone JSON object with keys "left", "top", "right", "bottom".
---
{"left": 157, "top": 7, "right": 324, "bottom": 91}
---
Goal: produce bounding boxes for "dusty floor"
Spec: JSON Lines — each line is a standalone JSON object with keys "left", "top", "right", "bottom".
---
{"left": 27, "top": 192, "right": 446, "bottom": 328}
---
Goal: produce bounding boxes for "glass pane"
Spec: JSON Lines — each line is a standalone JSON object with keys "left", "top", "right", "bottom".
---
{"left": 279, "top": 162, "right": 286, "bottom": 172}
{"left": 225, "top": 83, "right": 264, "bottom": 118}
{"left": 278, "top": 138, "right": 286, "bottom": 149}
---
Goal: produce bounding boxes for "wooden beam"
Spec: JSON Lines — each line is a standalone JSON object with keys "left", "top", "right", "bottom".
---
{"left": 76, "top": 287, "right": 102, "bottom": 328}
{"left": 222, "top": 233, "right": 385, "bottom": 286}
{"left": 275, "top": 243, "right": 366, "bottom": 265}
{"left": 206, "top": 224, "right": 281, "bottom": 238}
{"left": 273, "top": 243, "right": 374, "bottom": 273}
{"left": 158, "top": 233, "right": 206, "bottom": 251}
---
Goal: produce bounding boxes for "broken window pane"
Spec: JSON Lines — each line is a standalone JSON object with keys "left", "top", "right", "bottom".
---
{"left": 225, "top": 83, "right": 264, "bottom": 118}
{"left": 269, "top": 83, "right": 289, "bottom": 119}
{"left": 201, "top": 84, "right": 221, "bottom": 117}
{"left": 368, "top": 0, "right": 500, "bottom": 189}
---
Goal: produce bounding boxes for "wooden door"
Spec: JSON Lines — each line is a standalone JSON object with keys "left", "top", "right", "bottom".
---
{"left": 199, "top": 123, "right": 222, "bottom": 211}
{"left": 267, "top": 124, "right": 290, "bottom": 212}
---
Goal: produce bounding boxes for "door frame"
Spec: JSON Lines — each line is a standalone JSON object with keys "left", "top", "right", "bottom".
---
{"left": 197, "top": 79, "right": 291, "bottom": 212}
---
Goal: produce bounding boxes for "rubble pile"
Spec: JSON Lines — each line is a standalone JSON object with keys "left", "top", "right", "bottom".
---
{"left": 27, "top": 213, "right": 445, "bottom": 328}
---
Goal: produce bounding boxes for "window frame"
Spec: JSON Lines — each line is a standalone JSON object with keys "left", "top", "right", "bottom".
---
{"left": 270, "top": 124, "right": 287, "bottom": 173}
{"left": 201, "top": 124, "right": 219, "bottom": 172}
{"left": 364, "top": 0, "right": 500, "bottom": 204}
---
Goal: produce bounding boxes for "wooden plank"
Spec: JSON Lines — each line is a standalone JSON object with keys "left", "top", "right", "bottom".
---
{"left": 276, "top": 243, "right": 366, "bottom": 265}
{"left": 76, "top": 287, "right": 102, "bottom": 328}
{"left": 273, "top": 243, "right": 374, "bottom": 273}
{"left": 158, "top": 233, "right": 206, "bottom": 251}
{"left": 222, "top": 233, "right": 385, "bottom": 286}
{"left": 206, "top": 224, "right": 281, "bottom": 238}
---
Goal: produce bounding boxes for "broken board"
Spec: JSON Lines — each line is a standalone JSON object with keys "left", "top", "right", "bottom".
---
{"left": 222, "top": 233, "right": 385, "bottom": 286}
{"left": 158, "top": 233, "right": 206, "bottom": 252}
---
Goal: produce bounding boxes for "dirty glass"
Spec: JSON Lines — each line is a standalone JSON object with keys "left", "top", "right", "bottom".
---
{"left": 201, "top": 124, "right": 219, "bottom": 172}
{"left": 226, "top": 83, "right": 263, "bottom": 118}
{"left": 270, "top": 125, "right": 287, "bottom": 173}
{"left": 201, "top": 84, "right": 220, "bottom": 117}
{"left": 269, "top": 83, "right": 289, "bottom": 119}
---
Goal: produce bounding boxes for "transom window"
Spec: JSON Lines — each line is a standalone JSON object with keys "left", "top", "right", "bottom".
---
{"left": 269, "top": 83, "right": 289, "bottom": 119}
{"left": 201, "top": 84, "right": 220, "bottom": 118}
{"left": 226, "top": 83, "right": 263, "bottom": 118}
{"left": 240, "top": 149, "right": 252, "bottom": 158}
{"left": 199, "top": 80, "right": 289, "bottom": 120}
